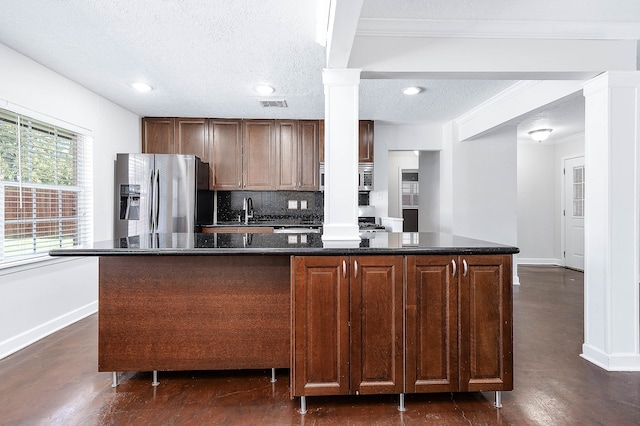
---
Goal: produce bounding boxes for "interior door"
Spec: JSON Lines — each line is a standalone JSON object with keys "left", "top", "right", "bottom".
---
{"left": 564, "top": 156, "right": 585, "bottom": 271}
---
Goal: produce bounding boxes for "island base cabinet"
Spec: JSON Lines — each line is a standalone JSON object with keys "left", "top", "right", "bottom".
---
{"left": 293, "top": 254, "right": 513, "bottom": 401}
{"left": 291, "top": 255, "right": 404, "bottom": 397}
{"left": 405, "top": 255, "right": 459, "bottom": 393}
{"left": 459, "top": 255, "right": 513, "bottom": 392}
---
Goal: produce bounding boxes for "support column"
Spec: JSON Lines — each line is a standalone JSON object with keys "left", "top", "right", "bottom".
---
{"left": 582, "top": 71, "right": 640, "bottom": 371}
{"left": 322, "top": 68, "right": 361, "bottom": 247}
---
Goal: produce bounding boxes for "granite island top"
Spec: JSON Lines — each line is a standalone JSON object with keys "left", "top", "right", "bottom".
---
{"left": 49, "top": 232, "right": 519, "bottom": 256}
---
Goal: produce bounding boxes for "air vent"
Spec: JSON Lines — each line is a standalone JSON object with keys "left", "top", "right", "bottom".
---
{"left": 259, "top": 100, "right": 288, "bottom": 108}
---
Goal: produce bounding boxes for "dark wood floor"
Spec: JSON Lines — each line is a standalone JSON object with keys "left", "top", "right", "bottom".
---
{"left": 1, "top": 266, "right": 639, "bottom": 425}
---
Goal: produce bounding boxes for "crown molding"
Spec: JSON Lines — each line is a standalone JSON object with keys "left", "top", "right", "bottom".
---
{"left": 357, "top": 18, "right": 640, "bottom": 40}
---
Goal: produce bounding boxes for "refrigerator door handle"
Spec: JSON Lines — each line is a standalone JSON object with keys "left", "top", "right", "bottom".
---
{"left": 154, "top": 169, "right": 160, "bottom": 232}
{"left": 149, "top": 168, "right": 156, "bottom": 232}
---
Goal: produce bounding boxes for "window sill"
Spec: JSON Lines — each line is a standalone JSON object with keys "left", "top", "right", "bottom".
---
{"left": 0, "top": 255, "right": 92, "bottom": 276}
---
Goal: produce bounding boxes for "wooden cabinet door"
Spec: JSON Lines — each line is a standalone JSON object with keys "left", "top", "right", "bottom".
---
{"left": 292, "top": 256, "right": 350, "bottom": 397}
{"left": 142, "top": 117, "right": 175, "bottom": 154}
{"left": 318, "top": 120, "right": 325, "bottom": 163}
{"left": 405, "top": 255, "right": 459, "bottom": 393}
{"left": 358, "top": 120, "right": 374, "bottom": 163}
{"left": 459, "top": 255, "right": 513, "bottom": 392}
{"left": 298, "top": 120, "right": 319, "bottom": 191}
{"left": 176, "top": 118, "right": 208, "bottom": 162}
{"left": 210, "top": 119, "right": 242, "bottom": 190}
{"left": 243, "top": 120, "right": 276, "bottom": 190}
{"left": 350, "top": 256, "right": 404, "bottom": 395}
{"left": 276, "top": 120, "right": 298, "bottom": 190}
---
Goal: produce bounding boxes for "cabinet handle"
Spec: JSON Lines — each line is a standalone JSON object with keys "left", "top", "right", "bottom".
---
{"left": 354, "top": 260, "right": 358, "bottom": 278}
{"left": 342, "top": 260, "right": 346, "bottom": 278}
{"left": 451, "top": 259, "right": 457, "bottom": 277}
{"left": 463, "top": 259, "right": 468, "bottom": 277}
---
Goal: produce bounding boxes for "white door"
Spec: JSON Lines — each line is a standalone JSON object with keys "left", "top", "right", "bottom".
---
{"left": 564, "top": 156, "right": 585, "bottom": 270}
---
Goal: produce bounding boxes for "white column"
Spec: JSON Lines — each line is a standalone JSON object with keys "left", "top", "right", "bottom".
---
{"left": 582, "top": 71, "right": 640, "bottom": 371}
{"left": 321, "top": 68, "right": 361, "bottom": 247}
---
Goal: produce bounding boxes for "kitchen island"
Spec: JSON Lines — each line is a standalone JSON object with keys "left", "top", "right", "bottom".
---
{"left": 50, "top": 232, "right": 518, "bottom": 411}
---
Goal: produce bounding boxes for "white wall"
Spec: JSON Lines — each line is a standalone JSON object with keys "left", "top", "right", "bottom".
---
{"left": 0, "top": 43, "right": 140, "bottom": 359}
{"left": 372, "top": 123, "right": 442, "bottom": 219}
{"left": 452, "top": 125, "right": 518, "bottom": 247}
{"left": 419, "top": 151, "right": 440, "bottom": 232}
{"left": 516, "top": 134, "right": 584, "bottom": 265}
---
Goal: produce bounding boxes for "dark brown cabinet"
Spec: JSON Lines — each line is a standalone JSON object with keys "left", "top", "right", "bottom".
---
{"left": 358, "top": 120, "right": 374, "bottom": 163}
{"left": 292, "top": 255, "right": 404, "bottom": 397}
{"left": 176, "top": 118, "right": 209, "bottom": 162}
{"left": 210, "top": 119, "right": 242, "bottom": 190}
{"left": 293, "top": 254, "right": 513, "bottom": 400}
{"left": 405, "top": 255, "right": 459, "bottom": 393}
{"left": 243, "top": 120, "right": 276, "bottom": 190}
{"left": 142, "top": 117, "right": 175, "bottom": 154}
{"left": 277, "top": 120, "right": 319, "bottom": 190}
{"left": 459, "top": 255, "right": 513, "bottom": 392}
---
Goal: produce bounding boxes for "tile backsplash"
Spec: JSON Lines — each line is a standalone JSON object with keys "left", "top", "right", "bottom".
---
{"left": 216, "top": 191, "right": 324, "bottom": 223}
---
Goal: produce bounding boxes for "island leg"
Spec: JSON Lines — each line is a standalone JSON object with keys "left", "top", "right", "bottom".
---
{"left": 299, "top": 396, "right": 307, "bottom": 414}
{"left": 152, "top": 370, "right": 159, "bottom": 386}
{"left": 111, "top": 372, "right": 119, "bottom": 388}
{"left": 271, "top": 368, "right": 277, "bottom": 383}
{"left": 398, "top": 393, "right": 407, "bottom": 412}
{"left": 494, "top": 391, "right": 502, "bottom": 408}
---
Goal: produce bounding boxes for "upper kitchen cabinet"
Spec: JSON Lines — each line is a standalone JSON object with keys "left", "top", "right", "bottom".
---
{"left": 176, "top": 118, "right": 209, "bottom": 162}
{"left": 318, "top": 120, "right": 374, "bottom": 163}
{"left": 358, "top": 120, "right": 374, "bottom": 163}
{"left": 277, "top": 120, "right": 319, "bottom": 191}
{"left": 243, "top": 120, "right": 276, "bottom": 190}
{"left": 142, "top": 117, "right": 175, "bottom": 154}
{"left": 210, "top": 119, "right": 243, "bottom": 190}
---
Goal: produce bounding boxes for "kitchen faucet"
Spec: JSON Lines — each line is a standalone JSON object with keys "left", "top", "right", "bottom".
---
{"left": 243, "top": 197, "right": 254, "bottom": 224}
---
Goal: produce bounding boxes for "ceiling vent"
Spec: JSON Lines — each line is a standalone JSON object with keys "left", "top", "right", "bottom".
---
{"left": 259, "top": 99, "right": 288, "bottom": 108}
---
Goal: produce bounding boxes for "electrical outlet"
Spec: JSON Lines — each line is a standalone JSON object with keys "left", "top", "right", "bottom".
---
{"left": 300, "top": 200, "right": 308, "bottom": 210}
{"left": 288, "top": 200, "right": 298, "bottom": 209}
{"left": 287, "top": 235, "right": 298, "bottom": 244}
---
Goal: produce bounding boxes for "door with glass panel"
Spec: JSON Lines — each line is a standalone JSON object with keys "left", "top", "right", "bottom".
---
{"left": 564, "top": 156, "right": 585, "bottom": 271}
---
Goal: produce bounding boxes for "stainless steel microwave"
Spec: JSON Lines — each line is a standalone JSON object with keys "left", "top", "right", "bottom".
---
{"left": 319, "top": 163, "right": 374, "bottom": 191}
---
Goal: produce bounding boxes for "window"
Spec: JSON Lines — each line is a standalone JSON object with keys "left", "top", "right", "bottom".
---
{"left": 0, "top": 108, "right": 92, "bottom": 264}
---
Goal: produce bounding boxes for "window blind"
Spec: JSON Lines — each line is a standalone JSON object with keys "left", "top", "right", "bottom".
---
{"left": 0, "top": 108, "right": 93, "bottom": 263}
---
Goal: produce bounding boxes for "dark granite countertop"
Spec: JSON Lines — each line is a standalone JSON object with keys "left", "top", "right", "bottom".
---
{"left": 204, "top": 218, "right": 322, "bottom": 228}
{"left": 49, "top": 232, "right": 519, "bottom": 256}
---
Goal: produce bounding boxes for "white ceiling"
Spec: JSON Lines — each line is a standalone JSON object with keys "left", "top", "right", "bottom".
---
{"left": 0, "top": 0, "right": 639, "bottom": 143}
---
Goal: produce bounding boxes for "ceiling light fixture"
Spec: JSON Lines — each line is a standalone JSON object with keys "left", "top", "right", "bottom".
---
{"left": 528, "top": 128, "right": 553, "bottom": 142}
{"left": 131, "top": 82, "right": 153, "bottom": 92}
{"left": 254, "top": 84, "right": 275, "bottom": 95}
{"left": 402, "top": 86, "right": 423, "bottom": 95}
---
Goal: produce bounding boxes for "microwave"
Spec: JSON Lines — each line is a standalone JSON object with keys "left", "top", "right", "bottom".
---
{"left": 319, "top": 163, "right": 374, "bottom": 191}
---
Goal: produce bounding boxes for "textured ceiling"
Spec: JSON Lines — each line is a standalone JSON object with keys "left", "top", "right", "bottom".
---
{"left": 0, "top": 0, "right": 638, "bottom": 136}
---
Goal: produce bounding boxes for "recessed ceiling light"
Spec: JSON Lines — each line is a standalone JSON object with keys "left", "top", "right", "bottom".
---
{"left": 402, "top": 86, "right": 423, "bottom": 95}
{"left": 254, "top": 84, "right": 275, "bottom": 95}
{"left": 131, "top": 82, "right": 153, "bottom": 92}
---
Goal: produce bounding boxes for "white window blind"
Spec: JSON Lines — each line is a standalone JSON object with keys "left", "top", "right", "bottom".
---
{"left": 0, "top": 108, "right": 93, "bottom": 263}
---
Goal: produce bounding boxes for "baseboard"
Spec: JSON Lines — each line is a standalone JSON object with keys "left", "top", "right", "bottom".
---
{"left": 0, "top": 301, "right": 97, "bottom": 360}
{"left": 517, "top": 258, "right": 563, "bottom": 266}
{"left": 581, "top": 343, "right": 640, "bottom": 371}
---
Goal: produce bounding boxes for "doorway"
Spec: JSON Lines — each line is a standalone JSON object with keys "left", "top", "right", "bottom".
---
{"left": 564, "top": 156, "right": 585, "bottom": 270}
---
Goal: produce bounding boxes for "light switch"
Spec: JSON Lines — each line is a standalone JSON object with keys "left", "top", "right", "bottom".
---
{"left": 300, "top": 200, "right": 308, "bottom": 210}
{"left": 300, "top": 235, "right": 308, "bottom": 244}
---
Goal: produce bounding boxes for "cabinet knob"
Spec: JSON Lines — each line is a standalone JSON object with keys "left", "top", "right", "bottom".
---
{"left": 342, "top": 260, "right": 346, "bottom": 278}
{"left": 463, "top": 259, "right": 468, "bottom": 277}
{"left": 354, "top": 260, "right": 358, "bottom": 278}
{"left": 451, "top": 259, "right": 457, "bottom": 277}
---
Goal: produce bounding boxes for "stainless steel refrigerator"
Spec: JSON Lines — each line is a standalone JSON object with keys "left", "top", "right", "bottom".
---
{"left": 114, "top": 153, "right": 212, "bottom": 238}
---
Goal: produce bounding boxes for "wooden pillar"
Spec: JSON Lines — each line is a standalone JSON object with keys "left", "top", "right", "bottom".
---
{"left": 582, "top": 71, "right": 640, "bottom": 371}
